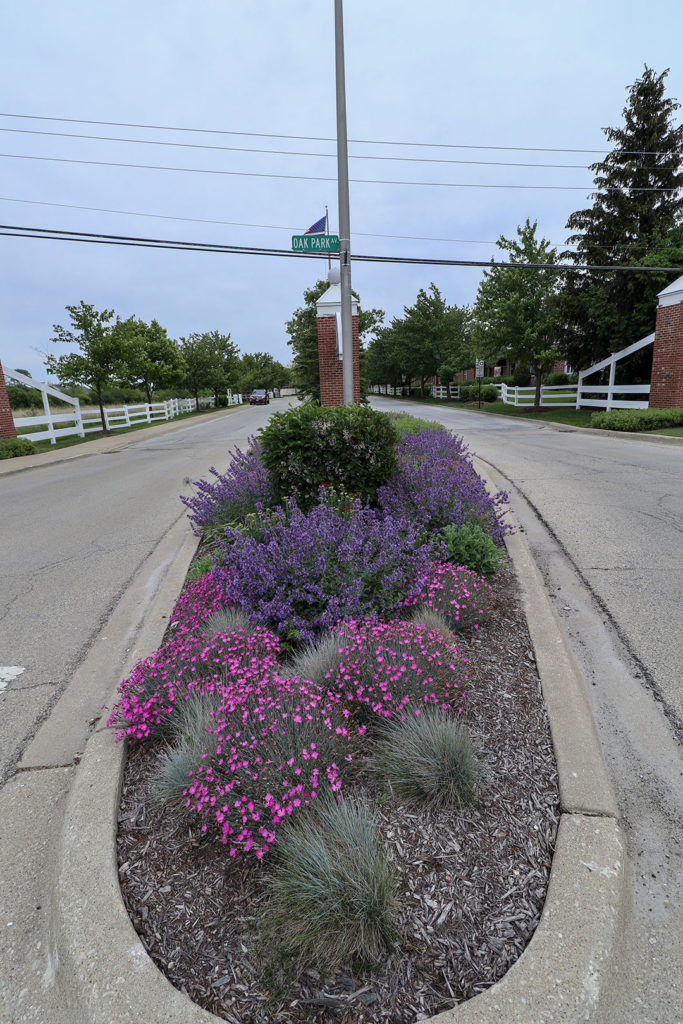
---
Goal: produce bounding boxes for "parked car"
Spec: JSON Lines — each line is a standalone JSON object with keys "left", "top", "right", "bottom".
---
{"left": 249, "top": 389, "right": 270, "bottom": 405}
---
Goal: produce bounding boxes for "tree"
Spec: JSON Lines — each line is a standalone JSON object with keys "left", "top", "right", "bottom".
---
{"left": 236, "top": 352, "right": 289, "bottom": 395}
{"left": 560, "top": 66, "right": 683, "bottom": 371}
{"left": 365, "top": 284, "right": 471, "bottom": 395}
{"left": 179, "top": 331, "right": 239, "bottom": 408}
{"left": 47, "top": 302, "right": 126, "bottom": 432}
{"left": 287, "top": 279, "right": 384, "bottom": 402}
{"left": 473, "top": 219, "right": 561, "bottom": 409}
{"left": 117, "top": 318, "right": 184, "bottom": 403}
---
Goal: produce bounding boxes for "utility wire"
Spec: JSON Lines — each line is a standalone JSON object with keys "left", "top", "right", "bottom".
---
{"left": 3, "top": 223, "right": 682, "bottom": 273}
{"left": 0, "top": 111, "right": 671, "bottom": 156}
{"left": 1, "top": 151, "right": 677, "bottom": 191}
{"left": 0, "top": 127, "right": 602, "bottom": 170}
{"left": 3, "top": 194, "right": 681, "bottom": 252}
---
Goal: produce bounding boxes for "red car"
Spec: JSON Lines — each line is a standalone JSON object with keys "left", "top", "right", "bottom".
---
{"left": 249, "top": 389, "right": 270, "bottom": 405}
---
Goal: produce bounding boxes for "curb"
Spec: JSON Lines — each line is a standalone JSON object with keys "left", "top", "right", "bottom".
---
{"left": 51, "top": 469, "right": 628, "bottom": 1023}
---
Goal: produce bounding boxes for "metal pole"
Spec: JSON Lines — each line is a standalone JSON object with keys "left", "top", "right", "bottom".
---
{"left": 334, "top": 0, "right": 354, "bottom": 405}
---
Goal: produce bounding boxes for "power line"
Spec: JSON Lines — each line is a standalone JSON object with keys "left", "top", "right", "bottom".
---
{"left": 0, "top": 111, "right": 670, "bottom": 156}
{"left": 3, "top": 194, "right": 681, "bottom": 252}
{"left": 2, "top": 223, "right": 682, "bottom": 273}
{"left": 0, "top": 127, "right": 600, "bottom": 170}
{"left": 1, "top": 151, "right": 678, "bottom": 192}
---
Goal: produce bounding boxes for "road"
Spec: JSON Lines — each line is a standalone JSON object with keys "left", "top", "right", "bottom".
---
{"left": 370, "top": 396, "right": 683, "bottom": 1024}
{"left": 0, "top": 401, "right": 281, "bottom": 784}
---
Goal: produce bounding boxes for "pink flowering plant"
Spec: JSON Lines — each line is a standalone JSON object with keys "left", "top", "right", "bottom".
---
{"left": 323, "top": 619, "right": 468, "bottom": 724}
{"left": 182, "top": 673, "right": 360, "bottom": 859}
{"left": 107, "top": 622, "right": 282, "bottom": 741}
{"left": 410, "top": 563, "right": 494, "bottom": 631}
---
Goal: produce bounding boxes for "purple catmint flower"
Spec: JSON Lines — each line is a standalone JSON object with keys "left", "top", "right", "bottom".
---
{"left": 181, "top": 438, "right": 271, "bottom": 536}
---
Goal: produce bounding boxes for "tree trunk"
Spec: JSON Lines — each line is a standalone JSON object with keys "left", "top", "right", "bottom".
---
{"left": 96, "top": 384, "right": 109, "bottom": 434}
{"left": 534, "top": 367, "right": 543, "bottom": 410}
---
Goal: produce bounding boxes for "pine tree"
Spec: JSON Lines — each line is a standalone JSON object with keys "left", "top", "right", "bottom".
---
{"left": 561, "top": 66, "right": 683, "bottom": 372}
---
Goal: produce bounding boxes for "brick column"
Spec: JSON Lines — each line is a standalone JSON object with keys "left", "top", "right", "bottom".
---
{"left": 650, "top": 276, "right": 683, "bottom": 409}
{"left": 0, "top": 360, "right": 18, "bottom": 438}
{"left": 316, "top": 280, "right": 361, "bottom": 407}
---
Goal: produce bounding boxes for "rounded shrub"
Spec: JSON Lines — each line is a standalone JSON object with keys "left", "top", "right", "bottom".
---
{"left": 0, "top": 436, "right": 36, "bottom": 459}
{"left": 257, "top": 402, "right": 399, "bottom": 510}
{"left": 371, "top": 707, "right": 481, "bottom": 808}
{"left": 435, "top": 522, "right": 505, "bottom": 578}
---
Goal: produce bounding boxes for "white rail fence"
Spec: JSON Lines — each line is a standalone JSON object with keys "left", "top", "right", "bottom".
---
{"left": 576, "top": 334, "right": 653, "bottom": 411}
{"left": 7, "top": 367, "right": 241, "bottom": 445}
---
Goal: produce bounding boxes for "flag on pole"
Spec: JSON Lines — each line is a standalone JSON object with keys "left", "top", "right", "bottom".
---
{"left": 304, "top": 215, "right": 326, "bottom": 235}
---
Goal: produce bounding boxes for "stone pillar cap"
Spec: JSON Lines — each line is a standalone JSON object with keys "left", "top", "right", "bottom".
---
{"left": 657, "top": 274, "right": 683, "bottom": 308}
{"left": 316, "top": 282, "right": 358, "bottom": 318}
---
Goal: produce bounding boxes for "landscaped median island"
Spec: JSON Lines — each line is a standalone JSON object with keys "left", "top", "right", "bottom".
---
{"left": 108, "top": 404, "right": 559, "bottom": 1023}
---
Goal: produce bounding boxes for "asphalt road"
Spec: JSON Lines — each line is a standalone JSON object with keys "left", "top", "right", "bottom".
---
{"left": 370, "top": 396, "right": 683, "bottom": 1023}
{"left": 0, "top": 400, "right": 283, "bottom": 785}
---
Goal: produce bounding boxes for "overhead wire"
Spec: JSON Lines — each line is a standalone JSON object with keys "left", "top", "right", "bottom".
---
{"left": 0, "top": 151, "right": 677, "bottom": 191}
{"left": 2, "top": 223, "right": 682, "bottom": 273}
{"left": 0, "top": 111, "right": 672, "bottom": 156}
{"left": 1, "top": 196, "right": 681, "bottom": 252}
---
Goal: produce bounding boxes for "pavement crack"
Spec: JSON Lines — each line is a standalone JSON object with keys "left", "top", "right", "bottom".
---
{"left": 14, "top": 758, "right": 80, "bottom": 774}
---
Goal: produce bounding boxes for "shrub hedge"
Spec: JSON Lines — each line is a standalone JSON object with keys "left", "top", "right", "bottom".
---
{"left": 590, "top": 408, "right": 683, "bottom": 432}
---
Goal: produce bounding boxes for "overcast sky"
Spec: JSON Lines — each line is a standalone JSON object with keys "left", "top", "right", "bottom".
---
{"left": 2, "top": 0, "right": 683, "bottom": 381}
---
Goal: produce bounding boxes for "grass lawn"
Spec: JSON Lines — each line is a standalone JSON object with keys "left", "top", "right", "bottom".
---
{"left": 388, "top": 394, "right": 595, "bottom": 428}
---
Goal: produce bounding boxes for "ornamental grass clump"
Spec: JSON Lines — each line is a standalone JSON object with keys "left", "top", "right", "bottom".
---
{"left": 321, "top": 618, "right": 467, "bottom": 725}
{"left": 412, "top": 563, "right": 494, "bottom": 632}
{"left": 181, "top": 438, "right": 271, "bottom": 537}
{"left": 377, "top": 427, "right": 510, "bottom": 543}
{"left": 183, "top": 674, "right": 359, "bottom": 858}
{"left": 371, "top": 707, "right": 482, "bottom": 808}
{"left": 257, "top": 796, "right": 398, "bottom": 979}
{"left": 150, "top": 689, "right": 226, "bottom": 808}
{"left": 107, "top": 624, "right": 281, "bottom": 741}
{"left": 214, "top": 495, "right": 429, "bottom": 642}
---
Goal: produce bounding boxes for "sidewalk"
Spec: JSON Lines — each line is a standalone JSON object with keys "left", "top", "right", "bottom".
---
{"left": 1, "top": 420, "right": 629, "bottom": 1023}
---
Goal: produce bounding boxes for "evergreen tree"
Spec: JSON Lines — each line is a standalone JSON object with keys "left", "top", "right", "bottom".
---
{"left": 561, "top": 66, "right": 683, "bottom": 371}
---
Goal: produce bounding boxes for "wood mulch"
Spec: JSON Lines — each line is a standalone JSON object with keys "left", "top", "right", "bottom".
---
{"left": 116, "top": 558, "right": 559, "bottom": 1023}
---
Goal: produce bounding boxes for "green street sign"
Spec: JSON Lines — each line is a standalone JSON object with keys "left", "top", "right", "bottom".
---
{"left": 292, "top": 234, "right": 340, "bottom": 253}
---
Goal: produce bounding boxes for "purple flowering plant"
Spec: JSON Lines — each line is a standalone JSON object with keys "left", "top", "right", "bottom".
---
{"left": 377, "top": 428, "right": 510, "bottom": 543}
{"left": 181, "top": 438, "right": 271, "bottom": 538}
{"left": 214, "top": 489, "right": 431, "bottom": 642}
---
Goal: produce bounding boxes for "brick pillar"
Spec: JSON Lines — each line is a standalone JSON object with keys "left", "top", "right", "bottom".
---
{"left": 0, "top": 360, "right": 18, "bottom": 438}
{"left": 650, "top": 277, "right": 683, "bottom": 409}
{"left": 316, "top": 281, "right": 361, "bottom": 407}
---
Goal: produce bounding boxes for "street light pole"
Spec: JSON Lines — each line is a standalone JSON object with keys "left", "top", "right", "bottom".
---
{"left": 334, "top": 0, "right": 354, "bottom": 405}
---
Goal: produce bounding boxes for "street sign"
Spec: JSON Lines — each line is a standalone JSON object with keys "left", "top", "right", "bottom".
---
{"left": 291, "top": 234, "right": 340, "bottom": 253}
{"left": 475, "top": 359, "right": 485, "bottom": 378}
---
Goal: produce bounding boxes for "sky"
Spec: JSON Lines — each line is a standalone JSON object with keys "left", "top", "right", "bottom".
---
{"left": 2, "top": 0, "right": 683, "bottom": 382}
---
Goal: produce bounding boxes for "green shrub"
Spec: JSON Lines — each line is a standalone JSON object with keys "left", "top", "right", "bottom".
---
{"left": 258, "top": 402, "right": 399, "bottom": 510}
{"left": 590, "top": 408, "right": 683, "bottom": 432}
{"left": 545, "top": 371, "right": 575, "bottom": 385}
{"left": 0, "top": 436, "right": 36, "bottom": 459}
{"left": 459, "top": 384, "right": 499, "bottom": 403}
{"left": 371, "top": 708, "right": 481, "bottom": 808}
{"left": 185, "top": 553, "right": 214, "bottom": 581}
{"left": 435, "top": 522, "right": 505, "bottom": 578}
{"left": 512, "top": 366, "right": 531, "bottom": 387}
{"left": 257, "top": 797, "right": 398, "bottom": 981}
{"left": 387, "top": 412, "right": 443, "bottom": 436}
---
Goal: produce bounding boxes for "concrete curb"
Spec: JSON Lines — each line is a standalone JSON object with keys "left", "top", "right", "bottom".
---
{"left": 51, "top": 466, "right": 628, "bottom": 1023}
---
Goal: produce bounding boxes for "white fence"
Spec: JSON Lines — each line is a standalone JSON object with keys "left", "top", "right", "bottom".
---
{"left": 499, "top": 383, "right": 577, "bottom": 408}
{"left": 8, "top": 368, "right": 241, "bottom": 444}
{"left": 576, "top": 334, "right": 653, "bottom": 411}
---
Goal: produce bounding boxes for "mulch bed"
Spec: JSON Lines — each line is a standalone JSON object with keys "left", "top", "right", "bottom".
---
{"left": 116, "top": 558, "right": 559, "bottom": 1023}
